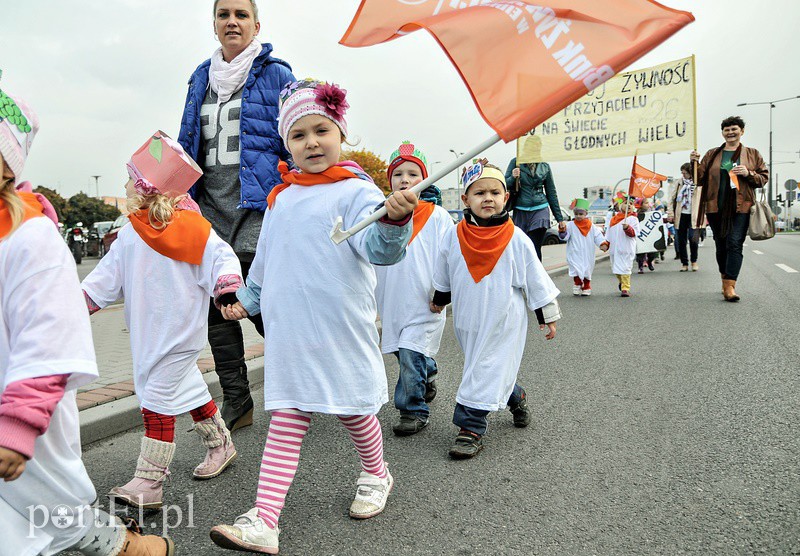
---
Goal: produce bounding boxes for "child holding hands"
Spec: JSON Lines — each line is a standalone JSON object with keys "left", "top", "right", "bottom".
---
{"left": 430, "top": 159, "right": 561, "bottom": 459}
{"left": 211, "top": 79, "right": 417, "bottom": 554}
{"left": 558, "top": 198, "right": 609, "bottom": 296}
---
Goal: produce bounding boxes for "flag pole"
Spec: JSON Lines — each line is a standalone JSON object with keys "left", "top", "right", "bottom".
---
{"left": 330, "top": 132, "right": 501, "bottom": 244}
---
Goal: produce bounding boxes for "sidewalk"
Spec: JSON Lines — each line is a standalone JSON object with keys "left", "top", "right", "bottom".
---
{"left": 77, "top": 244, "right": 607, "bottom": 443}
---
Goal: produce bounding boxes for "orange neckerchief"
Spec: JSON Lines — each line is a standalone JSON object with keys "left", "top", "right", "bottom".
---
{"left": 409, "top": 201, "right": 435, "bottom": 245}
{"left": 609, "top": 212, "right": 631, "bottom": 227}
{"left": 0, "top": 192, "right": 47, "bottom": 240}
{"left": 456, "top": 218, "right": 515, "bottom": 283}
{"left": 129, "top": 209, "right": 212, "bottom": 265}
{"left": 267, "top": 161, "right": 359, "bottom": 210}
{"left": 573, "top": 218, "right": 593, "bottom": 237}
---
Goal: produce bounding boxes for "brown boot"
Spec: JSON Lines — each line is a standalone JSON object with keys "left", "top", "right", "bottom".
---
{"left": 722, "top": 279, "right": 740, "bottom": 302}
{"left": 117, "top": 518, "right": 175, "bottom": 555}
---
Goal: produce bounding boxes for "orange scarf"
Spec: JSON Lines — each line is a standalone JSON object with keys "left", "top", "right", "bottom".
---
{"left": 573, "top": 218, "right": 593, "bottom": 236}
{"left": 456, "top": 218, "right": 515, "bottom": 283}
{"left": 609, "top": 212, "right": 631, "bottom": 227}
{"left": 409, "top": 201, "right": 435, "bottom": 244}
{"left": 267, "top": 161, "right": 359, "bottom": 210}
{"left": 0, "top": 192, "right": 47, "bottom": 240}
{"left": 129, "top": 209, "right": 212, "bottom": 265}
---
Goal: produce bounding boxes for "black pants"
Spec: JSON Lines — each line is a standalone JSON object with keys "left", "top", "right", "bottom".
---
{"left": 525, "top": 228, "right": 547, "bottom": 261}
{"left": 706, "top": 212, "right": 750, "bottom": 280}
{"left": 677, "top": 213, "right": 698, "bottom": 265}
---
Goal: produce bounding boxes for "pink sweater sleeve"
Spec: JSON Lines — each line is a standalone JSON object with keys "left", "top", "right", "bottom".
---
{"left": 0, "top": 375, "right": 68, "bottom": 459}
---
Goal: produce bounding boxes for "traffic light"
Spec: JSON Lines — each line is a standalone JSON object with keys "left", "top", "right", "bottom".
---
{"left": 777, "top": 193, "right": 783, "bottom": 203}
{"left": 583, "top": 187, "right": 588, "bottom": 198}
{"left": 599, "top": 189, "right": 605, "bottom": 199}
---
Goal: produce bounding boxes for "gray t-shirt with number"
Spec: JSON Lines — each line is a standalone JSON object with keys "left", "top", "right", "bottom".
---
{"left": 196, "top": 87, "right": 263, "bottom": 259}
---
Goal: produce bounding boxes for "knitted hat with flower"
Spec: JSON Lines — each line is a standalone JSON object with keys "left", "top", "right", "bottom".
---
{"left": 387, "top": 140, "right": 428, "bottom": 181}
{"left": 0, "top": 76, "right": 39, "bottom": 185}
{"left": 277, "top": 78, "right": 349, "bottom": 147}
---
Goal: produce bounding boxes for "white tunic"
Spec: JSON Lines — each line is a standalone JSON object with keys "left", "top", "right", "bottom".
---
{"left": 432, "top": 226, "right": 560, "bottom": 411}
{"left": 82, "top": 224, "right": 240, "bottom": 415}
{"left": 375, "top": 205, "right": 451, "bottom": 357}
{"left": 606, "top": 215, "right": 641, "bottom": 275}
{"left": 562, "top": 221, "right": 607, "bottom": 280}
{"left": 0, "top": 217, "right": 99, "bottom": 556}
{"left": 250, "top": 179, "right": 403, "bottom": 415}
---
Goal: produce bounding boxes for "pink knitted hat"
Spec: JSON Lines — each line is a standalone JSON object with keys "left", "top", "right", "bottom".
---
{"left": 0, "top": 87, "right": 39, "bottom": 185}
{"left": 127, "top": 131, "right": 202, "bottom": 198}
{"left": 277, "top": 79, "right": 349, "bottom": 147}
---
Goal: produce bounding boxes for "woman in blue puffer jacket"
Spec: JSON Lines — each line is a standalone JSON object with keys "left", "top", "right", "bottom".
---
{"left": 178, "top": 0, "right": 295, "bottom": 433}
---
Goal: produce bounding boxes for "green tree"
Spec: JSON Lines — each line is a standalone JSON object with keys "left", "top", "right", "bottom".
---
{"left": 340, "top": 148, "right": 390, "bottom": 195}
{"left": 33, "top": 186, "right": 67, "bottom": 222}
{"left": 64, "top": 193, "right": 121, "bottom": 227}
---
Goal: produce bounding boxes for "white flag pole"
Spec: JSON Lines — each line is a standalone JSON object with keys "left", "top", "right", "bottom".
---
{"left": 329, "top": 133, "right": 501, "bottom": 244}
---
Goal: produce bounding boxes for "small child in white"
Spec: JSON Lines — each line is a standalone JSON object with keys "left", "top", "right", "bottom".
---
{"left": 430, "top": 159, "right": 561, "bottom": 459}
{"left": 606, "top": 195, "right": 640, "bottom": 297}
{"left": 375, "top": 140, "right": 452, "bottom": 436}
{"left": 82, "top": 131, "right": 242, "bottom": 510}
{"left": 0, "top": 86, "right": 172, "bottom": 555}
{"left": 558, "top": 197, "right": 609, "bottom": 296}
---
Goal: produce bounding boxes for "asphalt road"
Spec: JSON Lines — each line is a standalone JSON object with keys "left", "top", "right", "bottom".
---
{"left": 69, "top": 236, "right": 799, "bottom": 555}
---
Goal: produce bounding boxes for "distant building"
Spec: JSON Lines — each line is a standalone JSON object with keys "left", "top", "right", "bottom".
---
{"left": 441, "top": 187, "right": 461, "bottom": 211}
{"left": 102, "top": 196, "right": 129, "bottom": 215}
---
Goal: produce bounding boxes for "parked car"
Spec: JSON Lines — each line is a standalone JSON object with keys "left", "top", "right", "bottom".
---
{"left": 101, "top": 214, "right": 129, "bottom": 256}
{"left": 447, "top": 209, "right": 464, "bottom": 224}
{"left": 87, "top": 220, "right": 114, "bottom": 257}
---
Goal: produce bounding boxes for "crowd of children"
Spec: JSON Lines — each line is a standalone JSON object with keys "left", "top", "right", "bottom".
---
{"left": 1, "top": 66, "right": 680, "bottom": 554}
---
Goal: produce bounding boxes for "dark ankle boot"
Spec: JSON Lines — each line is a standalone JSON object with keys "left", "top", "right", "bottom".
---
{"left": 208, "top": 322, "right": 254, "bottom": 431}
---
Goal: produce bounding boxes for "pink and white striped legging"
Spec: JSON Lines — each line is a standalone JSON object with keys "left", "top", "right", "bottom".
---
{"left": 255, "top": 409, "right": 388, "bottom": 528}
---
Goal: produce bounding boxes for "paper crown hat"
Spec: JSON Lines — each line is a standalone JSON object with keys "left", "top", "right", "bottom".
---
{"left": 571, "top": 198, "right": 590, "bottom": 211}
{"left": 387, "top": 140, "right": 428, "bottom": 181}
{"left": 126, "top": 131, "right": 202, "bottom": 197}
{"left": 461, "top": 158, "right": 506, "bottom": 192}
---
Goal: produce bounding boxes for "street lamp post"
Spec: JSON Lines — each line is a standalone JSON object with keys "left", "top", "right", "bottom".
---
{"left": 737, "top": 95, "right": 800, "bottom": 209}
{"left": 91, "top": 175, "right": 101, "bottom": 198}
{"left": 449, "top": 149, "right": 465, "bottom": 197}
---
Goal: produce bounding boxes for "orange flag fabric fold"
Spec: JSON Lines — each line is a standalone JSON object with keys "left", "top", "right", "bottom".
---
{"left": 341, "top": 1, "right": 694, "bottom": 142}
{"left": 629, "top": 156, "right": 668, "bottom": 198}
{"left": 409, "top": 200, "right": 435, "bottom": 244}
{"left": 129, "top": 210, "right": 212, "bottom": 265}
{"left": 456, "top": 219, "right": 515, "bottom": 283}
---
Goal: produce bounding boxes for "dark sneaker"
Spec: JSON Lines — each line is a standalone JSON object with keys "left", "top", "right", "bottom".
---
{"left": 448, "top": 430, "right": 484, "bottom": 459}
{"left": 508, "top": 397, "right": 531, "bottom": 428}
{"left": 424, "top": 380, "right": 437, "bottom": 403}
{"left": 392, "top": 415, "right": 429, "bottom": 436}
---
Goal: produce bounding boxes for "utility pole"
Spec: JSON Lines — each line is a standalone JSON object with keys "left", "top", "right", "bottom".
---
{"left": 91, "top": 175, "right": 101, "bottom": 198}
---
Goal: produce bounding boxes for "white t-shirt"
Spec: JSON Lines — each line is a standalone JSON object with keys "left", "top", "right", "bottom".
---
{"left": 0, "top": 216, "right": 98, "bottom": 555}
{"left": 606, "top": 215, "right": 640, "bottom": 275}
{"left": 562, "top": 221, "right": 607, "bottom": 280}
{"left": 375, "top": 205, "right": 451, "bottom": 357}
{"left": 82, "top": 224, "right": 241, "bottom": 415}
{"left": 249, "top": 179, "right": 394, "bottom": 415}
{"left": 433, "top": 225, "right": 560, "bottom": 411}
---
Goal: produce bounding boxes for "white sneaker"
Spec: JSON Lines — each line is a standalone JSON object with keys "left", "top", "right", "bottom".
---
{"left": 581, "top": 288, "right": 592, "bottom": 296}
{"left": 349, "top": 469, "right": 394, "bottom": 519}
{"left": 210, "top": 508, "right": 279, "bottom": 554}
{"left": 572, "top": 285, "right": 582, "bottom": 295}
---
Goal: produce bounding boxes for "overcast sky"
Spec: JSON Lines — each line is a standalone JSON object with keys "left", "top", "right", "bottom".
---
{"left": 2, "top": 0, "right": 799, "bottom": 202}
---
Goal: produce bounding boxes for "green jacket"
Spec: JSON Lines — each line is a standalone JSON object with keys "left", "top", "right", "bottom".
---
{"left": 504, "top": 158, "right": 563, "bottom": 222}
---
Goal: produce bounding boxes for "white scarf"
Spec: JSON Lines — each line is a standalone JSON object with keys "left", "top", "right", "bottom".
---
{"left": 209, "top": 39, "right": 263, "bottom": 107}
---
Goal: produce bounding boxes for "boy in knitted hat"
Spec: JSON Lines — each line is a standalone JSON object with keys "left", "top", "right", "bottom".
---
{"left": 0, "top": 79, "right": 174, "bottom": 555}
{"left": 82, "top": 131, "right": 242, "bottom": 511}
{"left": 375, "top": 141, "right": 452, "bottom": 436}
{"left": 606, "top": 194, "right": 640, "bottom": 297}
{"left": 558, "top": 198, "right": 609, "bottom": 295}
{"left": 430, "top": 159, "right": 561, "bottom": 459}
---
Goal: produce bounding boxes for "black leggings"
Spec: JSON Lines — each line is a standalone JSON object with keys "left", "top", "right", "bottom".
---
{"left": 525, "top": 228, "right": 547, "bottom": 261}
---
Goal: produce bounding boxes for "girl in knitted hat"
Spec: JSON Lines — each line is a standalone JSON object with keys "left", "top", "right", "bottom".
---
{"left": 210, "top": 78, "right": 417, "bottom": 553}
{"left": 429, "top": 159, "right": 561, "bottom": 459}
{"left": 375, "top": 141, "right": 452, "bottom": 436}
{"left": 0, "top": 84, "right": 173, "bottom": 555}
{"left": 558, "top": 198, "right": 609, "bottom": 296}
{"left": 81, "top": 131, "right": 242, "bottom": 511}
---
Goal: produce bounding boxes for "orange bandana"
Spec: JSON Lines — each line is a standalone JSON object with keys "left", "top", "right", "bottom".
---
{"left": 129, "top": 209, "right": 212, "bottom": 265}
{"left": 267, "top": 161, "right": 359, "bottom": 210}
{"left": 456, "top": 218, "right": 515, "bottom": 283}
{"left": 0, "top": 192, "right": 47, "bottom": 240}
{"left": 409, "top": 201, "right": 435, "bottom": 244}
{"left": 573, "top": 218, "right": 593, "bottom": 237}
{"left": 610, "top": 212, "right": 631, "bottom": 227}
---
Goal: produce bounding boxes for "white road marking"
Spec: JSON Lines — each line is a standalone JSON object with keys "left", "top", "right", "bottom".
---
{"left": 752, "top": 250, "right": 764, "bottom": 255}
{"left": 775, "top": 264, "right": 798, "bottom": 273}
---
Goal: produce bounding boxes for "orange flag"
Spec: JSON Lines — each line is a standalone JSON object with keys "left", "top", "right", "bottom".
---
{"left": 628, "top": 156, "right": 668, "bottom": 198}
{"left": 341, "top": 1, "right": 693, "bottom": 142}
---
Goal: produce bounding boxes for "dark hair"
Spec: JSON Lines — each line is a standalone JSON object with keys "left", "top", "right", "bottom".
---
{"left": 721, "top": 116, "right": 745, "bottom": 130}
{"left": 680, "top": 162, "right": 691, "bottom": 173}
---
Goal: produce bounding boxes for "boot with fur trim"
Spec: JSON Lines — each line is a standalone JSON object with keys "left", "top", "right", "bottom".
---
{"left": 109, "top": 437, "right": 174, "bottom": 510}
{"left": 193, "top": 410, "right": 237, "bottom": 479}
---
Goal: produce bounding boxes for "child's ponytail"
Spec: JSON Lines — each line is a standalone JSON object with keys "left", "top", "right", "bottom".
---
{"left": 127, "top": 191, "right": 185, "bottom": 230}
{"left": 0, "top": 178, "right": 25, "bottom": 237}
